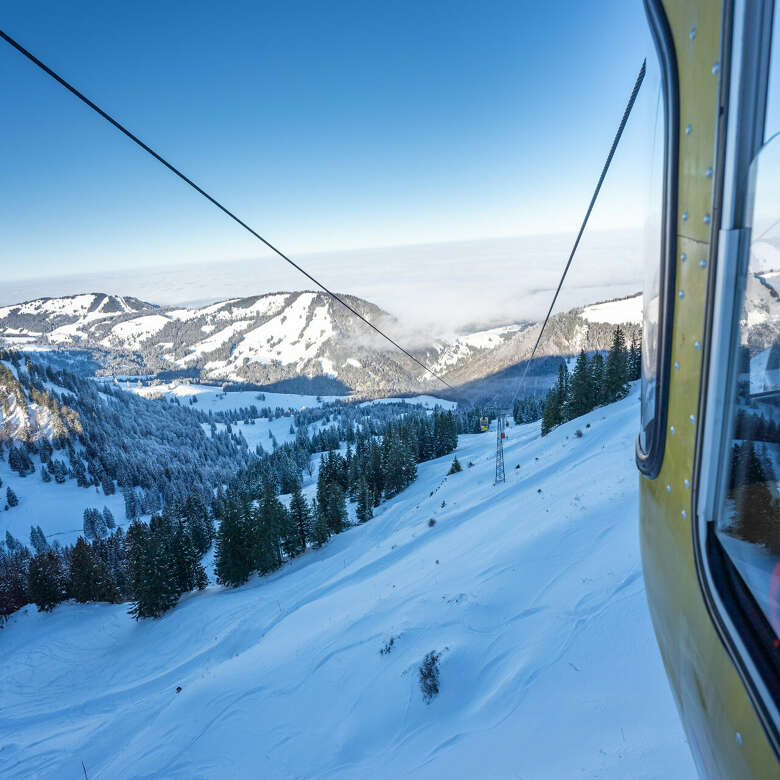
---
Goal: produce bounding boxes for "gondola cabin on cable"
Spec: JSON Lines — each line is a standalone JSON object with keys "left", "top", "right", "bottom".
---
{"left": 479, "top": 416, "right": 489, "bottom": 432}
{"left": 637, "top": 0, "right": 780, "bottom": 776}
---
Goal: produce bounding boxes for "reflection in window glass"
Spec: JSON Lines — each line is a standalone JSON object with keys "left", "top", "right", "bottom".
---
{"left": 717, "top": 135, "right": 780, "bottom": 636}
{"left": 765, "top": 2, "right": 780, "bottom": 142}
{"left": 640, "top": 70, "right": 664, "bottom": 452}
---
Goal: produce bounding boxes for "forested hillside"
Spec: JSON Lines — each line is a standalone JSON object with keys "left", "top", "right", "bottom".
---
{"left": 0, "top": 350, "right": 462, "bottom": 622}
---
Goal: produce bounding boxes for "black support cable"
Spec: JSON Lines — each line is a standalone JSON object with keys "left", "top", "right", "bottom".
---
{"left": 0, "top": 28, "right": 454, "bottom": 389}
{"left": 509, "top": 59, "right": 646, "bottom": 409}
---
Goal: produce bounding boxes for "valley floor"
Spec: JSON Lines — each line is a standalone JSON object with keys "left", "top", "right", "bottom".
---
{"left": 0, "top": 386, "right": 694, "bottom": 779}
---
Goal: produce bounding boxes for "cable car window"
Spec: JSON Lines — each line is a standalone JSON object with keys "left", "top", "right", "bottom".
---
{"left": 636, "top": 0, "right": 678, "bottom": 478}
{"left": 716, "top": 131, "right": 780, "bottom": 637}
{"left": 640, "top": 76, "right": 664, "bottom": 454}
{"left": 766, "top": 5, "right": 780, "bottom": 144}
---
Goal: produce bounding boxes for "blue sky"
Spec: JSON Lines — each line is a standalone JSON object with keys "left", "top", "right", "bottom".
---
{"left": 1, "top": 0, "right": 657, "bottom": 294}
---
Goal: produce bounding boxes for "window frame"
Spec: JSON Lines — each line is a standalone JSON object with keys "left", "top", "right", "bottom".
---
{"left": 635, "top": 0, "right": 680, "bottom": 479}
{"left": 694, "top": 0, "right": 780, "bottom": 755}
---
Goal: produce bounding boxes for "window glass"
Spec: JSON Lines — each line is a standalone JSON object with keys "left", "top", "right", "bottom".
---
{"left": 640, "top": 68, "right": 664, "bottom": 452}
{"left": 716, "top": 133, "right": 780, "bottom": 635}
{"left": 766, "top": 3, "right": 780, "bottom": 142}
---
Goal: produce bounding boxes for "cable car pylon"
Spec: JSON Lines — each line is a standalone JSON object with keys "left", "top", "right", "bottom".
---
{"left": 495, "top": 411, "right": 507, "bottom": 484}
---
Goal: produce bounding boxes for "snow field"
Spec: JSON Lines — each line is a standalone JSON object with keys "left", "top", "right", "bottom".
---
{"left": 0, "top": 385, "right": 694, "bottom": 778}
{"left": 581, "top": 294, "right": 642, "bottom": 325}
{"left": 0, "top": 455, "right": 128, "bottom": 547}
{"left": 125, "top": 381, "right": 344, "bottom": 413}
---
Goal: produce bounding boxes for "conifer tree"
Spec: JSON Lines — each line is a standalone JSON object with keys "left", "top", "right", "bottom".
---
{"left": 628, "top": 335, "right": 642, "bottom": 381}
{"left": 288, "top": 485, "right": 313, "bottom": 554}
{"left": 0, "top": 542, "right": 31, "bottom": 618}
{"left": 567, "top": 350, "right": 593, "bottom": 419}
{"left": 590, "top": 352, "right": 605, "bottom": 406}
{"left": 369, "top": 440, "right": 384, "bottom": 505}
{"left": 124, "top": 518, "right": 179, "bottom": 619}
{"left": 69, "top": 537, "right": 120, "bottom": 603}
{"left": 604, "top": 326, "right": 630, "bottom": 402}
{"left": 280, "top": 501, "right": 302, "bottom": 559}
{"left": 356, "top": 476, "right": 374, "bottom": 524}
{"left": 215, "top": 498, "right": 254, "bottom": 587}
{"left": 6, "top": 486, "right": 18, "bottom": 508}
{"left": 181, "top": 493, "right": 213, "bottom": 555}
{"left": 311, "top": 505, "right": 331, "bottom": 547}
{"left": 69, "top": 537, "right": 99, "bottom": 602}
{"left": 733, "top": 479, "right": 780, "bottom": 553}
{"left": 448, "top": 456, "right": 463, "bottom": 475}
{"left": 28, "top": 551, "right": 66, "bottom": 612}
{"left": 123, "top": 487, "right": 139, "bottom": 520}
{"left": 541, "top": 380, "right": 563, "bottom": 436}
{"left": 322, "top": 482, "right": 347, "bottom": 534}
{"left": 254, "top": 482, "right": 286, "bottom": 574}
{"left": 555, "top": 362, "right": 570, "bottom": 422}
{"left": 102, "top": 506, "right": 116, "bottom": 530}
{"left": 29, "top": 525, "right": 49, "bottom": 554}
{"left": 171, "top": 520, "right": 208, "bottom": 594}
{"left": 101, "top": 474, "right": 116, "bottom": 496}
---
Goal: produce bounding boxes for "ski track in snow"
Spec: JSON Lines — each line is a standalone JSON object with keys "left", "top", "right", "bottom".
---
{"left": 0, "top": 386, "right": 694, "bottom": 779}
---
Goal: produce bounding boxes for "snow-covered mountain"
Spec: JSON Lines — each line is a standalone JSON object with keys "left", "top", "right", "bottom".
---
{"left": 0, "top": 293, "right": 154, "bottom": 344}
{"left": 0, "top": 385, "right": 694, "bottom": 778}
{"left": 0, "top": 291, "right": 644, "bottom": 397}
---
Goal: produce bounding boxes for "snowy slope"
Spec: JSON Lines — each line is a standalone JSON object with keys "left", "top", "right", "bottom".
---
{"left": 0, "top": 455, "right": 128, "bottom": 546}
{"left": 581, "top": 293, "right": 642, "bottom": 325}
{"left": 0, "top": 386, "right": 694, "bottom": 779}
{"left": 124, "top": 381, "right": 343, "bottom": 412}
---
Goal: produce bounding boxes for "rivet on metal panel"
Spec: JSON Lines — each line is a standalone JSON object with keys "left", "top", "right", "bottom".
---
{"left": 689, "top": 414, "right": 696, "bottom": 424}
{"left": 712, "top": 63, "right": 720, "bottom": 74}
{"left": 685, "top": 124, "right": 692, "bottom": 135}
{"left": 682, "top": 210, "right": 689, "bottom": 221}
{"left": 700, "top": 259, "right": 707, "bottom": 268}
{"left": 694, "top": 341, "right": 701, "bottom": 351}
{"left": 674, "top": 361, "right": 680, "bottom": 370}
{"left": 690, "top": 27, "right": 697, "bottom": 40}
{"left": 705, "top": 167, "right": 713, "bottom": 178}
{"left": 679, "top": 290, "right": 685, "bottom": 299}
{"left": 684, "top": 479, "right": 690, "bottom": 489}
{"left": 704, "top": 213, "right": 710, "bottom": 224}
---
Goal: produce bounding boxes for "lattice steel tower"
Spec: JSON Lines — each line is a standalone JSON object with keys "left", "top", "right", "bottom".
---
{"left": 495, "top": 412, "right": 506, "bottom": 483}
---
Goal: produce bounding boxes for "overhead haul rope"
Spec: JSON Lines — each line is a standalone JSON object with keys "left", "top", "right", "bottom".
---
{"left": 0, "top": 29, "right": 454, "bottom": 390}
{"left": 508, "top": 60, "right": 646, "bottom": 411}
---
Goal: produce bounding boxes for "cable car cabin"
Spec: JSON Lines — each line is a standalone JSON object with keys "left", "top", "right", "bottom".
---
{"left": 480, "top": 416, "right": 489, "bottom": 432}
{"left": 638, "top": 0, "right": 780, "bottom": 775}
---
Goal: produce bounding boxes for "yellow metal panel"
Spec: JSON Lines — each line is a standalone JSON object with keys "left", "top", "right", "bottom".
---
{"left": 640, "top": 0, "right": 778, "bottom": 776}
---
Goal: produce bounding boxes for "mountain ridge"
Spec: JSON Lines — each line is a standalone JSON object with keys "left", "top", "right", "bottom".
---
{"left": 0, "top": 290, "right": 644, "bottom": 398}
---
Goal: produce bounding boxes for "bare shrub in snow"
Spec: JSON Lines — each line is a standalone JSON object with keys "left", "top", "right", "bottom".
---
{"left": 419, "top": 651, "right": 441, "bottom": 703}
{"left": 380, "top": 636, "right": 395, "bottom": 655}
